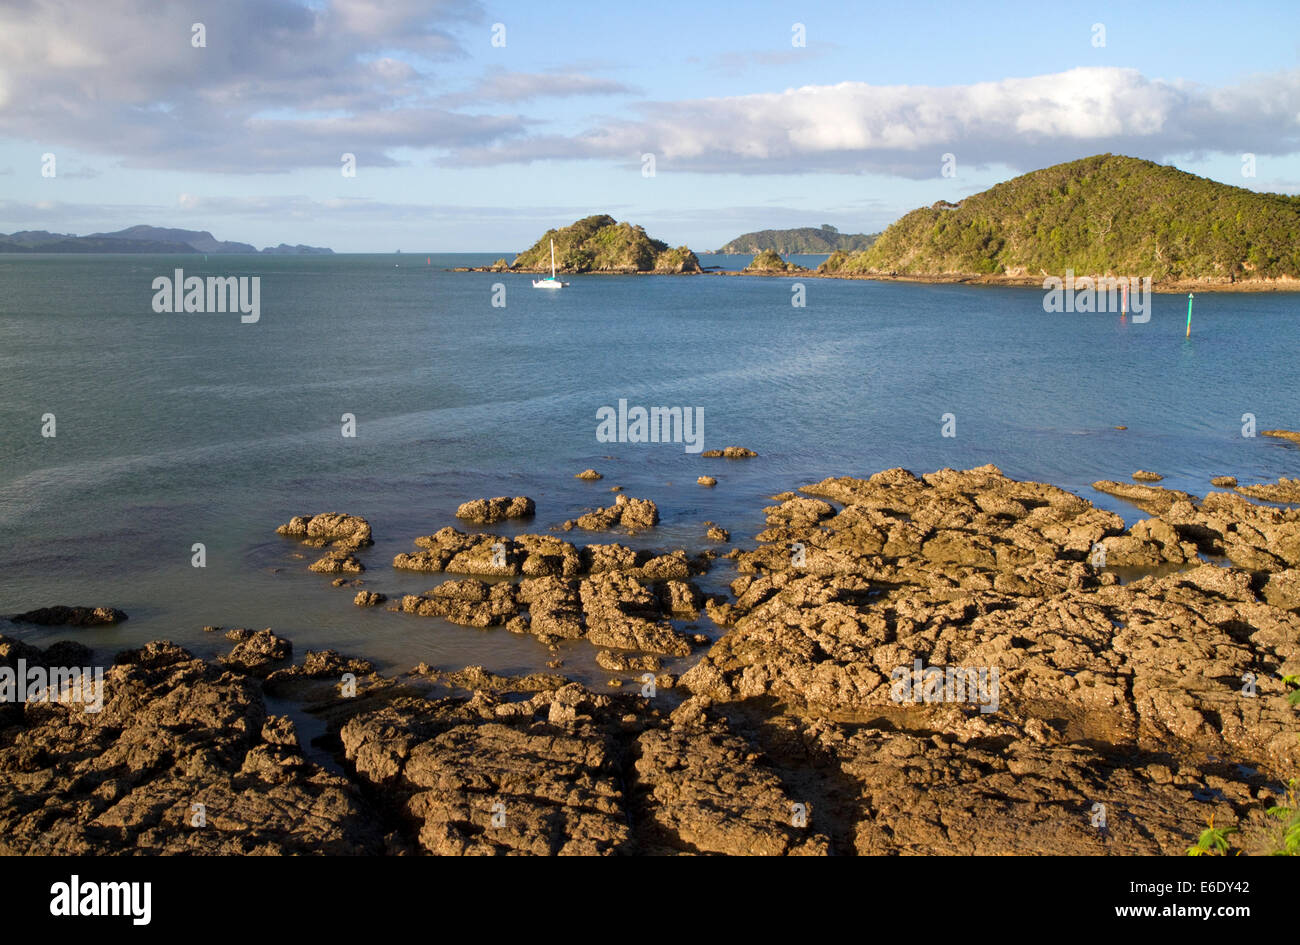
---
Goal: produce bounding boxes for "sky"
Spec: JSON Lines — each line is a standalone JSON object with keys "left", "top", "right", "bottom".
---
{"left": 1, "top": 0, "right": 1299, "bottom": 252}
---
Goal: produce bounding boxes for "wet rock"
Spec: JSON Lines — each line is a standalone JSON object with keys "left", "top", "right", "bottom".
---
{"left": 1092, "top": 480, "right": 1195, "bottom": 514}
{"left": 516, "top": 577, "right": 585, "bottom": 643}
{"left": 394, "top": 527, "right": 522, "bottom": 577}
{"left": 398, "top": 580, "right": 520, "bottom": 628}
{"left": 1132, "top": 470, "right": 1163, "bottom": 482}
{"left": 707, "top": 526, "right": 730, "bottom": 543}
{"left": 698, "top": 476, "right": 717, "bottom": 487}
{"left": 455, "top": 496, "right": 536, "bottom": 525}
{"left": 354, "top": 590, "right": 387, "bottom": 607}
{"left": 10, "top": 606, "right": 127, "bottom": 627}
{"left": 596, "top": 651, "right": 661, "bottom": 673}
{"left": 575, "top": 469, "right": 603, "bottom": 480}
{"left": 1262, "top": 429, "right": 1300, "bottom": 445}
{"left": 570, "top": 495, "right": 659, "bottom": 532}
{"left": 1211, "top": 476, "right": 1238, "bottom": 488}
{"left": 701, "top": 447, "right": 757, "bottom": 458}
{"left": 310, "top": 550, "right": 364, "bottom": 574}
{"left": 277, "top": 513, "right": 373, "bottom": 550}
{"left": 301, "top": 649, "right": 376, "bottom": 678}
{"left": 579, "top": 573, "right": 692, "bottom": 657}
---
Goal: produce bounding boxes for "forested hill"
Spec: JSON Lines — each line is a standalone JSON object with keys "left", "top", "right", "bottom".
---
{"left": 717, "top": 225, "right": 876, "bottom": 254}
{"left": 821, "top": 154, "right": 1300, "bottom": 282}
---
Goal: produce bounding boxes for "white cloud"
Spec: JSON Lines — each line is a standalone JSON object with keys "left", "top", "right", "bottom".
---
{"left": 447, "top": 67, "right": 1300, "bottom": 177}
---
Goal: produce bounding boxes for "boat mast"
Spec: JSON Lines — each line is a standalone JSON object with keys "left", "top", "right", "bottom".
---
{"left": 550, "top": 239, "right": 556, "bottom": 279}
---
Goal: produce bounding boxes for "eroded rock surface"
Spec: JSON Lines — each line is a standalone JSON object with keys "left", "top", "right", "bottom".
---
{"left": 7, "top": 464, "right": 1296, "bottom": 856}
{"left": 0, "top": 639, "right": 383, "bottom": 854}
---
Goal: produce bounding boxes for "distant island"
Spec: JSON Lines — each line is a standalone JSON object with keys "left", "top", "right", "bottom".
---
{"left": 494, "top": 214, "right": 700, "bottom": 273}
{"left": 0, "top": 225, "right": 333, "bottom": 255}
{"left": 716, "top": 224, "right": 877, "bottom": 254}
{"left": 821, "top": 154, "right": 1300, "bottom": 286}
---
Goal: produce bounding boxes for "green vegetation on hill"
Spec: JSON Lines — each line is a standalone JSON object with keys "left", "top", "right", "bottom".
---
{"left": 512, "top": 214, "right": 700, "bottom": 273}
{"left": 830, "top": 154, "right": 1300, "bottom": 281}
{"left": 744, "top": 249, "right": 805, "bottom": 273}
{"left": 718, "top": 224, "right": 877, "bottom": 254}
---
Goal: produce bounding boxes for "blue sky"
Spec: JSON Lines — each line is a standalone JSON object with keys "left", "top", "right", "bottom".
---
{"left": 1, "top": 0, "right": 1298, "bottom": 251}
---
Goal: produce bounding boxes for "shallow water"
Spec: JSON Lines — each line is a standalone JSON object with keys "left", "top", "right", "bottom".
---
{"left": 1, "top": 252, "right": 1297, "bottom": 678}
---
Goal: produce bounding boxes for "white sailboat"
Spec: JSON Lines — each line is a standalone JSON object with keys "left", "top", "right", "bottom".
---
{"left": 533, "top": 239, "right": 569, "bottom": 289}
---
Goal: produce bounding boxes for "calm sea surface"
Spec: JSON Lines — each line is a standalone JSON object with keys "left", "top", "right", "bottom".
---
{"left": 2, "top": 252, "right": 1298, "bottom": 680}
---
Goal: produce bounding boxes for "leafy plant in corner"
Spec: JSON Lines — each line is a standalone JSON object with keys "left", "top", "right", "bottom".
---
{"left": 1186, "top": 814, "right": 1239, "bottom": 856}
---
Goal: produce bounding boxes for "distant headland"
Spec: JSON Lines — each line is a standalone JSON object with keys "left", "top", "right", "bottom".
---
{"left": 0, "top": 225, "right": 333, "bottom": 255}
{"left": 715, "top": 225, "right": 877, "bottom": 255}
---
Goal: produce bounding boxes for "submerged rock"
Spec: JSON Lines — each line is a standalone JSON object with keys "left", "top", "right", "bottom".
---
{"left": 10, "top": 605, "right": 126, "bottom": 627}
{"left": 701, "top": 446, "right": 757, "bottom": 458}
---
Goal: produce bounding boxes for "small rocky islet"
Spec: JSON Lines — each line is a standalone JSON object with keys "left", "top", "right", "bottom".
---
{"left": 2, "top": 460, "right": 1299, "bottom": 855}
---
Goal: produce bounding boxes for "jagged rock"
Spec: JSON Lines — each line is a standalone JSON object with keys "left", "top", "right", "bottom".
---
{"left": 571, "top": 495, "right": 659, "bottom": 532}
{"left": 0, "top": 639, "right": 383, "bottom": 854}
{"left": 1133, "top": 470, "right": 1163, "bottom": 482}
{"left": 701, "top": 447, "right": 757, "bottom": 458}
{"left": 1236, "top": 477, "right": 1300, "bottom": 503}
{"left": 354, "top": 590, "right": 387, "bottom": 607}
{"left": 220, "top": 629, "right": 292, "bottom": 676}
{"left": 576, "top": 469, "right": 603, "bottom": 480}
{"left": 339, "top": 692, "right": 631, "bottom": 855}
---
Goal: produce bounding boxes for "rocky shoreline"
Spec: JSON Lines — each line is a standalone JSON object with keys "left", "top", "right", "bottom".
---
{"left": 2, "top": 463, "right": 1298, "bottom": 855}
